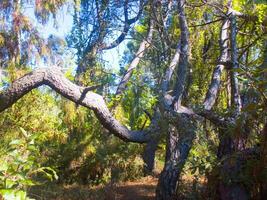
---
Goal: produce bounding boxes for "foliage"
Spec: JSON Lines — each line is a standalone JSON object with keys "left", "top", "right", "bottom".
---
{"left": 0, "top": 0, "right": 266, "bottom": 199}
{"left": 49, "top": 99, "right": 145, "bottom": 185}
{"left": 0, "top": 128, "right": 57, "bottom": 200}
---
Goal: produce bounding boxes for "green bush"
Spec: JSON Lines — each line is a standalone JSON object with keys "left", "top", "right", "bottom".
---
{"left": 0, "top": 128, "right": 57, "bottom": 200}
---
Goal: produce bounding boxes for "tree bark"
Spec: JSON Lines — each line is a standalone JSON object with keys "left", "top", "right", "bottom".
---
{"left": 156, "top": 125, "right": 179, "bottom": 200}
{"left": 229, "top": 15, "right": 242, "bottom": 114}
{"left": 216, "top": 11, "right": 250, "bottom": 200}
{"left": 142, "top": 39, "right": 182, "bottom": 176}
{"left": 0, "top": 67, "right": 160, "bottom": 143}
{"left": 155, "top": 1, "right": 192, "bottom": 198}
{"left": 203, "top": 16, "right": 230, "bottom": 110}
{"left": 142, "top": 0, "right": 178, "bottom": 176}
{"left": 172, "top": 0, "right": 189, "bottom": 108}
{"left": 217, "top": 140, "right": 250, "bottom": 200}
{"left": 142, "top": 134, "right": 161, "bottom": 175}
{"left": 156, "top": 116, "right": 197, "bottom": 200}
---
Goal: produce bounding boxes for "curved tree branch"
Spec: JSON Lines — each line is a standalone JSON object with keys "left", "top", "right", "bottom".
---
{"left": 0, "top": 68, "right": 159, "bottom": 143}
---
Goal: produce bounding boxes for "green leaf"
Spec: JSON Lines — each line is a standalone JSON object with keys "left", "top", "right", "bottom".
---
{"left": 0, "top": 162, "right": 9, "bottom": 171}
{"left": 20, "top": 179, "right": 36, "bottom": 186}
{"left": 5, "top": 179, "right": 17, "bottom": 188}
{"left": 26, "top": 145, "right": 37, "bottom": 152}
{"left": 19, "top": 127, "right": 29, "bottom": 138}
{"left": 0, "top": 189, "right": 27, "bottom": 200}
{"left": 15, "top": 190, "right": 27, "bottom": 200}
{"left": 0, "top": 189, "right": 16, "bottom": 200}
{"left": 35, "top": 167, "right": 58, "bottom": 181}
{"left": 9, "top": 139, "right": 23, "bottom": 146}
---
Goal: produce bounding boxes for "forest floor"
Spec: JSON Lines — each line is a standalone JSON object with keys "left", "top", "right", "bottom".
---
{"left": 29, "top": 174, "right": 205, "bottom": 200}
{"left": 29, "top": 176, "right": 158, "bottom": 200}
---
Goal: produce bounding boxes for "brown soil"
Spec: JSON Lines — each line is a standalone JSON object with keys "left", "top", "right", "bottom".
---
{"left": 29, "top": 176, "right": 158, "bottom": 200}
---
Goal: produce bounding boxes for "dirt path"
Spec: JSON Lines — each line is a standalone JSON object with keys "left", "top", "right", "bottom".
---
{"left": 107, "top": 176, "right": 157, "bottom": 200}
{"left": 29, "top": 176, "right": 158, "bottom": 200}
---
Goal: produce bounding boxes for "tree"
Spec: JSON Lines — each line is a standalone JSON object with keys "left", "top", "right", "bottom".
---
{"left": 0, "top": 0, "right": 266, "bottom": 199}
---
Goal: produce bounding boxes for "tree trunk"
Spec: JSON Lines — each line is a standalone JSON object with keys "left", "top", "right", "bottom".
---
{"left": 156, "top": 125, "right": 180, "bottom": 200}
{"left": 142, "top": 134, "right": 160, "bottom": 175}
{"left": 217, "top": 141, "right": 250, "bottom": 200}
{"left": 217, "top": 127, "right": 250, "bottom": 200}
{"left": 156, "top": 116, "right": 196, "bottom": 200}
{"left": 218, "top": 183, "right": 249, "bottom": 200}
{"left": 216, "top": 11, "right": 250, "bottom": 199}
{"left": 217, "top": 128, "right": 234, "bottom": 159}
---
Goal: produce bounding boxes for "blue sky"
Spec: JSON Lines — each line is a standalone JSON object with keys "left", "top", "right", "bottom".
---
{"left": 25, "top": 5, "right": 126, "bottom": 71}
{"left": 1, "top": 4, "right": 130, "bottom": 90}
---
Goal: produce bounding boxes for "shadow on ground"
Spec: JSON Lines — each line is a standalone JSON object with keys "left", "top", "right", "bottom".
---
{"left": 29, "top": 177, "right": 157, "bottom": 200}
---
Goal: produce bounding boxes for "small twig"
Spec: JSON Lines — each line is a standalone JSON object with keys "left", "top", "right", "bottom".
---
{"left": 189, "top": 17, "right": 223, "bottom": 27}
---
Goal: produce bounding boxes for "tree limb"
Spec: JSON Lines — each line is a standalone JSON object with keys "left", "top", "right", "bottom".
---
{"left": 115, "top": 18, "right": 154, "bottom": 95}
{"left": 161, "top": 41, "right": 181, "bottom": 96}
{"left": 0, "top": 68, "right": 160, "bottom": 143}
{"left": 230, "top": 15, "right": 242, "bottom": 113}
{"left": 203, "top": 16, "right": 230, "bottom": 110}
{"left": 172, "top": 0, "right": 189, "bottom": 109}
{"left": 100, "top": 0, "right": 147, "bottom": 51}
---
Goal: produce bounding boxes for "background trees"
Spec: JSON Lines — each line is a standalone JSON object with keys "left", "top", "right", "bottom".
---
{"left": 0, "top": 0, "right": 266, "bottom": 199}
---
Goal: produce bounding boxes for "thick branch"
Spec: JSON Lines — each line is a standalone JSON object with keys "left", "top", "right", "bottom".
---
{"left": 161, "top": 41, "right": 181, "bottom": 96}
{"left": 172, "top": 0, "right": 189, "bottom": 108}
{"left": 0, "top": 68, "right": 159, "bottom": 143}
{"left": 203, "top": 17, "right": 230, "bottom": 110}
{"left": 228, "top": 7, "right": 258, "bottom": 21}
{"left": 230, "top": 15, "right": 242, "bottom": 113}
{"left": 171, "top": 106, "right": 226, "bottom": 127}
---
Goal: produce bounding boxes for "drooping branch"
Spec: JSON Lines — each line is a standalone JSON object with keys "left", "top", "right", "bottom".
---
{"left": 195, "top": 109, "right": 227, "bottom": 126}
{"left": 0, "top": 68, "right": 159, "bottom": 143}
{"left": 115, "top": 18, "right": 154, "bottom": 95}
{"left": 167, "top": 105, "right": 226, "bottom": 127}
